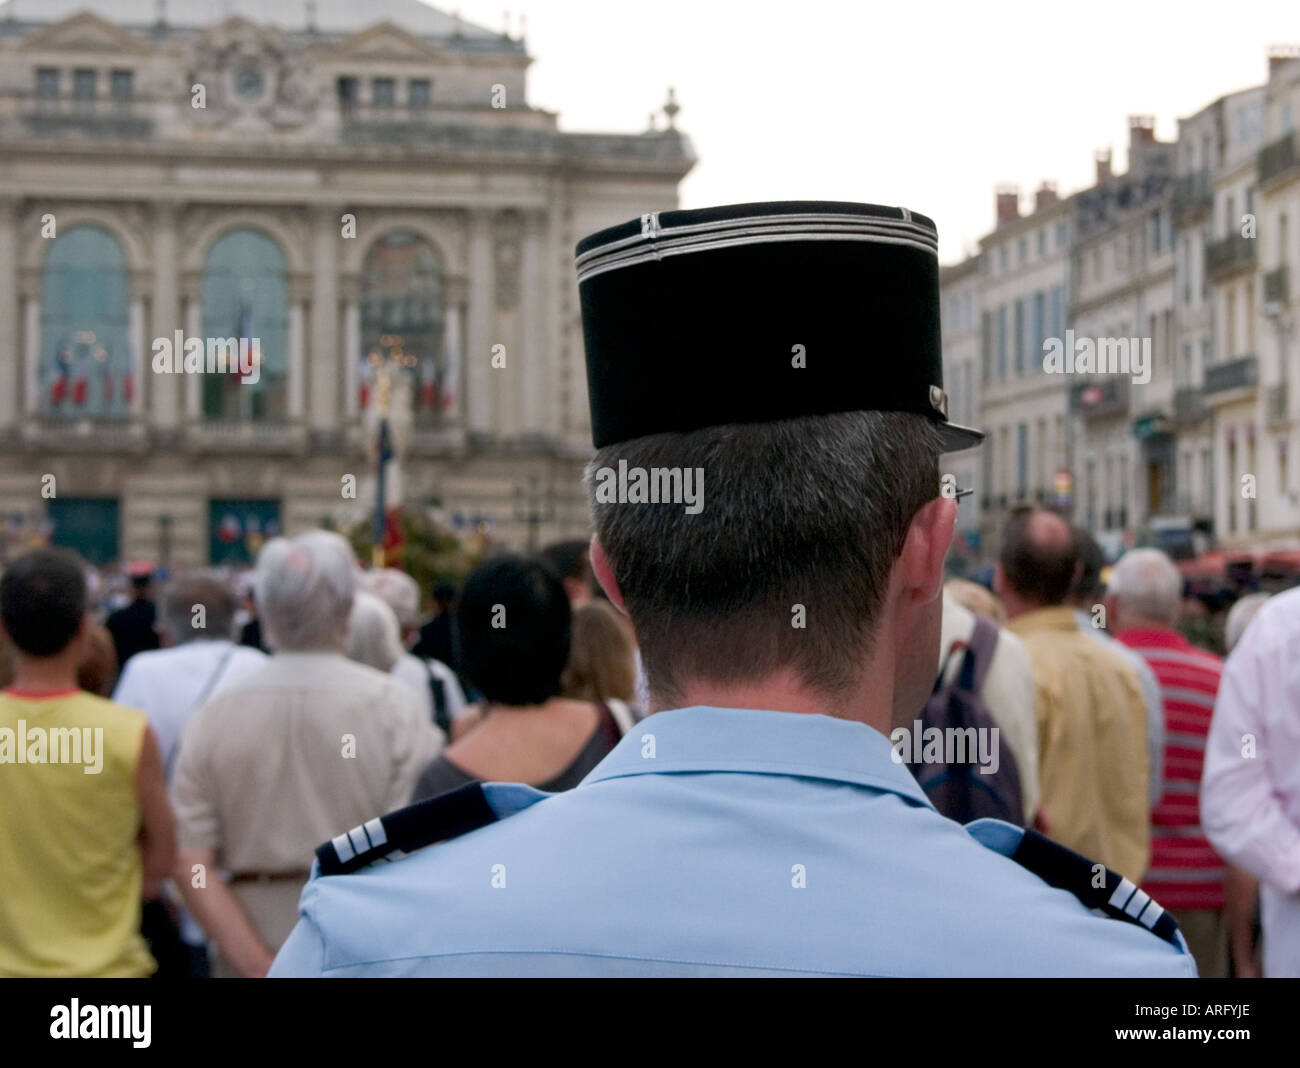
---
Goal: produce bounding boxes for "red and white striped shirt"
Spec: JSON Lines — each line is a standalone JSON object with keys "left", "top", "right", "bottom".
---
{"left": 1118, "top": 628, "right": 1226, "bottom": 910}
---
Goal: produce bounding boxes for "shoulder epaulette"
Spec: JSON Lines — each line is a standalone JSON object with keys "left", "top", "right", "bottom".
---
{"left": 1011, "top": 828, "right": 1182, "bottom": 948}
{"left": 316, "top": 782, "right": 498, "bottom": 876}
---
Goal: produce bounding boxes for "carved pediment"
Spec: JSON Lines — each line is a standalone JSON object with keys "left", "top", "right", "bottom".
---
{"left": 17, "top": 12, "right": 153, "bottom": 55}
{"left": 328, "top": 21, "right": 445, "bottom": 63}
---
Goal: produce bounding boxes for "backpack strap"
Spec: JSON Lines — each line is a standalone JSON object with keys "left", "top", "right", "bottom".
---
{"left": 958, "top": 613, "right": 1000, "bottom": 694}
{"left": 932, "top": 638, "right": 968, "bottom": 695}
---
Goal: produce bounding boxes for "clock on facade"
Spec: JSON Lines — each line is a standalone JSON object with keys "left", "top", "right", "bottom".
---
{"left": 234, "top": 66, "right": 264, "bottom": 99}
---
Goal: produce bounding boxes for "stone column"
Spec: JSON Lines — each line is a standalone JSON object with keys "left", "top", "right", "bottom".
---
{"left": 128, "top": 295, "right": 145, "bottom": 419}
{"left": 288, "top": 278, "right": 308, "bottom": 422}
{"left": 466, "top": 208, "right": 493, "bottom": 435}
{"left": 0, "top": 199, "right": 18, "bottom": 429}
{"left": 519, "top": 210, "right": 543, "bottom": 435}
{"left": 443, "top": 276, "right": 467, "bottom": 425}
{"left": 342, "top": 280, "right": 360, "bottom": 419}
{"left": 150, "top": 204, "right": 181, "bottom": 428}
{"left": 310, "top": 208, "right": 339, "bottom": 430}
{"left": 23, "top": 288, "right": 41, "bottom": 417}
{"left": 184, "top": 288, "right": 201, "bottom": 419}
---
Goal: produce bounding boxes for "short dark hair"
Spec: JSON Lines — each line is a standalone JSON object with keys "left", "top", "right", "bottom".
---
{"left": 1070, "top": 526, "right": 1107, "bottom": 604}
{"left": 998, "top": 508, "right": 1079, "bottom": 607}
{"left": 537, "top": 539, "right": 592, "bottom": 586}
{"left": 455, "top": 555, "right": 571, "bottom": 706}
{"left": 587, "top": 411, "right": 941, "bottom": 705}
{"left": 0, "top": 548, "right": 88, "bottom": 657}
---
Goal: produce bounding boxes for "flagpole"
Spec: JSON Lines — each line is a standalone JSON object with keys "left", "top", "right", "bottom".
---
{"left": 373, "top": 355, "right": 390, "bottom": 569}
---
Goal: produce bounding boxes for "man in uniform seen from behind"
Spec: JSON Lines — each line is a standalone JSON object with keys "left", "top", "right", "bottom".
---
{"left": 272, "top": 202, "right": 1193, "bottom": 977}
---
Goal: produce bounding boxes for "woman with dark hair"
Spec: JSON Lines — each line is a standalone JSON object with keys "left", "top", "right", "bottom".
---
{"left": 410, "top": 555, "right": 621, "bottom": 801}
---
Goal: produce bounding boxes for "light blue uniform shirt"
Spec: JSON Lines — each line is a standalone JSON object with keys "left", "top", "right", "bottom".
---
{"left": 270, "top": 706, "right": 1195, "bottom": 977}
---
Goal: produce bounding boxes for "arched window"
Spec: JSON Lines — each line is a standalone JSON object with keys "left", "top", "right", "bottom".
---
{"left": 41, "top": 226, "right": 130, "bottom": 420}
{"left": 359, "top": 232, "right": 446, "bottom": 427}
{"left": 201, "top": 229, "right": 288, "bottom": 421}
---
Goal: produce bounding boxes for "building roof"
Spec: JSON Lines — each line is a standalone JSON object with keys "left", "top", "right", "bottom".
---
{"left": 0, "top": 0, "right": 507, "bottom": 42}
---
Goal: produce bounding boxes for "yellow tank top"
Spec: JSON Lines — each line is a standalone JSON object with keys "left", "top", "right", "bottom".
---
{"left": 0, "top": 689, "right": 155, "bottom": 977}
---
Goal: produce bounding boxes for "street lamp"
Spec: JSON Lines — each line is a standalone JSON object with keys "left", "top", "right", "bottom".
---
{"left": 513, "top": 475, "right": 555, "bottom": 552}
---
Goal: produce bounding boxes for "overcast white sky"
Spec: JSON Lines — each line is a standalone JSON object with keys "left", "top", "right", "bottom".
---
{"left": 445, "top": 0, "right": 1296, "bottom": 262}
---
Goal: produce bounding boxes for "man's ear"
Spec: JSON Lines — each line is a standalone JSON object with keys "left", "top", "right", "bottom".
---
{"left": 992, "top": 562, "right": 1006, "bottom": 600}
{"left": 589, "top": 536, "right": 626, "bottom": 614}
{"left": 898, "top": 495, "right": 956, "bottom": 605}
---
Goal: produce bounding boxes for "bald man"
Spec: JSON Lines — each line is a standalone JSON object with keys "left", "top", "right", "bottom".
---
{"left": 994, "top": 509, "right": 1150, "bottom": 885}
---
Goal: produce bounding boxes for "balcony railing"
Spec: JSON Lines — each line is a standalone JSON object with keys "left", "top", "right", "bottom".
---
{"left": 338, "top": 101, "right": 435, "bottom": 123}
{"left": 1206, "top": 234, "right": 1256, "bottom": 281}
{"left": 1259, "top": 131, "right": 1299, "bottom": 187}
{"left": 1173, "top": 386, "right": 1210, "bottom": 424}
{"left": 1203, "top": 354, "right": 1258, "bottom": 397}
{"left": 15, "top": 91, "right": 152, "bottom": 139}
{"left": 1268, "top": 381, "right": 1289, "bottom": 425}
{"left": 183, "top": 420, "right": 305, "bottom": 454}
{"left": 19, "top": 418, "right": 148, "bottom": 453}
{"left": 1172, "top": 169, "right": 1212, "bottom": 222}
{"left": 1069, "top": 376, "right": 1131, "bottom": 419}
{"left": 1265, "top": 265, "right": 1290, "bottom": 306}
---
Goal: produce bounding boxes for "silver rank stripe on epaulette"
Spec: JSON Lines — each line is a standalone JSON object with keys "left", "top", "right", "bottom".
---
{"left": 331, "top": 817, "right": 388, "bottom": 864}
{"left": 1108, "top": 876, "right": 1165, "bottom": 930}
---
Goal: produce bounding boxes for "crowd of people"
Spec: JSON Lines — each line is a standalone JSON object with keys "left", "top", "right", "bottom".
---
{"left": 3, "top": 199, "right": 1298, "bottom": 979}
{"left": 0, "top": 532, "right": 639, "bottom": 977}
{"left": 0, "top": 507, "right": 1290, "bottom": 977}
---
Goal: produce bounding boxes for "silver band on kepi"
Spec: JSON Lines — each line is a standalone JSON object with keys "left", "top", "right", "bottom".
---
{"left": 576, "top": 210, "right": 938, "bottom": 284}
{"left": 574, "top": 200, "right": 986, "bottom": 453}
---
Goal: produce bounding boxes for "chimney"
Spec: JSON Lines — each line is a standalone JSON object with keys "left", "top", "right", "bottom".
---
{"left": 1268, "top": 45, "right": 1300, "bottom": 78}
{"left": 995, "top": 184, "right": 1020, "bottom": 227}
{"left": 1094, "top": 148, "right": 1112, "bottom": 185}
{"left": 1129, "top": 115, "right": 1156, "bottom": 148}
{"left": 1034, "top": 181, "right": 1059, "bottom": 212}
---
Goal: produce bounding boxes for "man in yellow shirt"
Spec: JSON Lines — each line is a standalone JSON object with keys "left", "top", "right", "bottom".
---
{"left": 0, "top": 548, "right": 175, "bottom": 977}
{"left": 995, "top": 509, "right": 1150, "bottom": 884}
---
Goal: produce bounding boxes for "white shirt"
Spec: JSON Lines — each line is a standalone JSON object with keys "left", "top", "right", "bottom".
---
{"left": 113, "top": 639, "right": 268, "bottom": 777}
{"left": 391, "top": 653, "right": 468, "bottom": 724}
{"left": 112, "top": 638, "right": 267, "bottom": 945}
{"left": 939, "top": 594, "right": 1040, "bottom": 821}
{"left": 1202, "top": 586, "right": 1300, "bottom": 977}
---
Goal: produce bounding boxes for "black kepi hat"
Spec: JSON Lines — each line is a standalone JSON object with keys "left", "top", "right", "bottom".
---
{"left": 575, "top": 200, "right": 983, "bottom": 453}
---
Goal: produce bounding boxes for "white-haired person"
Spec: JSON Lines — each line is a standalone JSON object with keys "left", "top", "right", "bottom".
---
{"left": 170, "top": 531, "right": 441, "bottom": 978}
{"left": 361, "top": 568, "right": 466, "bottom": 736}
{"left": 1105, "top": 548, "right": 1252, "bottom": 977}
{"left": 346, "top": 590, "right": 405, "bottom": 673}
{"left": 1224, "top": 591, "right": 1269, "bottom": 656}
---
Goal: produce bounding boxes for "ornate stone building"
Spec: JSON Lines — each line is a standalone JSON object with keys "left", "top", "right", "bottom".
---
{"left": 1069, "top": 117, "right": 1176, "bottom": 555}
{"left": 973, "top": 182, "right": 1072, "bottom": 556}
{"left": 0, "top": 0, "right": 694, "bottom": 565}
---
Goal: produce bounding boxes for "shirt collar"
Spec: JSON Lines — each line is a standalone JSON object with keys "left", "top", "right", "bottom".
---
{"left": 1116, "top": 626, "right": 1190, "bottom": 651}
{"left": 580, "top": 705, "right": 933, "bottom": 808}
{"left": 1006, "top": 605, "right": 1079, "bottom": 636}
